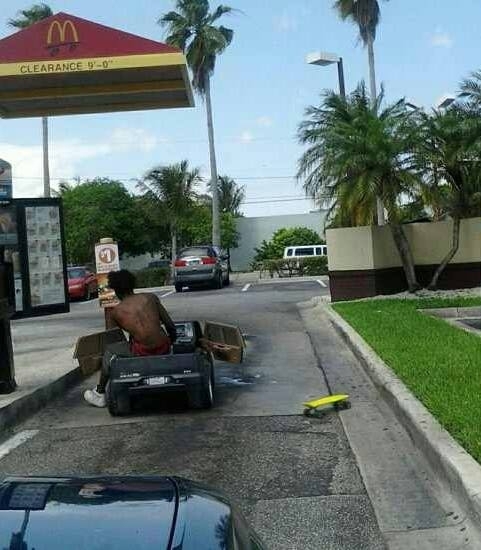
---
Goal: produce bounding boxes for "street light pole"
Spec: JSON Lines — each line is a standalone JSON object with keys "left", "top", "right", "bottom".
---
{"left": 337, "top": 57, "right": 346, "bottom": 99}
{"left": 306, "top": 51, "right": 346, "bottom": 99}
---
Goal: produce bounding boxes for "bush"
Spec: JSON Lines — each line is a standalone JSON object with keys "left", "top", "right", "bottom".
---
{"left": 134, "top": 267, "right": 169, "bottom": 288}
{"left": 255, "top": 256, "right": 328, "bottom": 278}
{"left": 253, "top": 226, "right": 324, "bottom": 262}
{"left": 299, "top": 256, "right": 328, "bottom": 276}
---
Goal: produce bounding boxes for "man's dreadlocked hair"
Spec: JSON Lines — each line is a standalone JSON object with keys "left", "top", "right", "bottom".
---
{"left": 108, "top": 270, "right": 136, "bottom": 299}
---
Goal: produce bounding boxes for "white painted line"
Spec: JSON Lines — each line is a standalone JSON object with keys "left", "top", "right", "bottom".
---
{"left": 241, "top": 284, "right": 251, "bottom": 292}
{"left": 160, "top": 290, "right": 175, "bottom": 298}
{"left": 317, "top": 279, "right": 328, "bottom": 288}
{"left": 0, "top": 430, "right": 39, "bottom": 460}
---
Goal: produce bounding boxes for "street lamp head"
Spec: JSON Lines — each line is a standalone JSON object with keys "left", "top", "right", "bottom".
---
{"left": 306, "top": 51, "right": 340, "bottom": 66}
{"left": 436, "top": 94, "right": 456, "bottom": 109}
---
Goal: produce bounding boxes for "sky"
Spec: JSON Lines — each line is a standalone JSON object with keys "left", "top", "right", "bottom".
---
{"left": 0, "top": 0, "right": 480, "bottom": 217}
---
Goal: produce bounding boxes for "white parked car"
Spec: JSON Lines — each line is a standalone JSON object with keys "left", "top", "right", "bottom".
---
{"left": 283, "top": 245, "right": 327, "bottom": 259}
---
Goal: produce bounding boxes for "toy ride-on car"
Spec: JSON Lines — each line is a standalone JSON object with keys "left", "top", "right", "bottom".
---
{"left": 106, "top": 321, "right": 245, "bottom": 416}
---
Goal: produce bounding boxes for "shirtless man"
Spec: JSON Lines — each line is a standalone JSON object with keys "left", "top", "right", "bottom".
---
{"left": 84, "top": 269, "right": 176, "bottom": 408}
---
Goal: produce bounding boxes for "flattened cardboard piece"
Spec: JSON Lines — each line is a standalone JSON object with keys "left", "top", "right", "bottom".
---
{"left": 73, "top": 328, "right": 126, "bottom": 375}
{"left": 202, "top": 321, "right": 245, "bottom": 364}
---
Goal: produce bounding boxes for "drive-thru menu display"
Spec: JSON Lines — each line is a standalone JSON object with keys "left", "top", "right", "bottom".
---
{"left": 0, "top": 198, "right": 68, "bottom": 319}
{"left": 26, "top": 205, "right": 65, "bottom": 306}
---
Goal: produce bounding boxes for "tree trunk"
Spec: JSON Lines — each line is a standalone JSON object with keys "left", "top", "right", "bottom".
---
{"left": 42, "top": 116, "right": 51, "bottom": 197}
{"left": 389, "top": 223, "right": 420, "bottom": 292}
{"left": 204, "top": 75, "right": 220, "bottom": 247}
{"left": 169, "top": 224, "right": 177, "bottom": 282}
{"left": 428, "top": 217, "right": 461, "bottom": 290}
{"left": 367, "top": 35, "right": 385, "bottom": 227}
{"left": 171, "top": 224, "right": 177, "bottom": 263}
{"left": 367, "top": 35, "right": 377, "bottom": 107}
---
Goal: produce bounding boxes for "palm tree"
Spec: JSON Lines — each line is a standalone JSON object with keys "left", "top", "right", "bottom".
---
{"left": 9, "top": 3, "right": 53, "bottom": 198}
{"left": 460, "top": 69, "right": 481, "bottom": 112}
{"left": 218, "top": 175, "right": 245, "bottom": 216}
{"left": 159, "top": 0, "right": 234, "bottom": 248}
{"left": 139, "top": 161, "right": 201, "bottom": 262}
{"left": 297, "top": 83, "right": 421, "bottom": 291}
{"left": 413, "top": 109, "right": 481, "bottom": 289}
{"left": 333, "top": 0, "right": 388, "bottom": 225}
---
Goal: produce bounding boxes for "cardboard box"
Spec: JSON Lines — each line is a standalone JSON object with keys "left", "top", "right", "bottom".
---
{"left": 73, "top": 328, "right": 126, "bottom": 375}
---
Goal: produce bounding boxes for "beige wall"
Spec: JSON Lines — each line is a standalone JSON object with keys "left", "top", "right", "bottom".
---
{"left": 406, "top": 218, "right": 481, "bottom": 265}
{"left": 326, "top": 226, "right": 375, "bottom": 270}
{"left": 372, "top": 226, "right": 402, "bottom": 269}
{"left": 327, "top": 218, "right": 481, "bottom": 271}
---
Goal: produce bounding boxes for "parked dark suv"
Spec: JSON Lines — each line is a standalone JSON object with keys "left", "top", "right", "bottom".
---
{"left": 173, "top": 245, "right": 229, "bottom": 292}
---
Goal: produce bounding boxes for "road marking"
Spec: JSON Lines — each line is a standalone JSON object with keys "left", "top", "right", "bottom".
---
{"left": 160, "top": 290, "right": 175, "bottom": 298}
{"left": 0, "top": 430, "right": 39, "bottom": 460}
{"left": 241, "top": 284, "right": 251, "bottom": 292}
{"left": 317, "top": 279, "right": 328, "bottom": 288}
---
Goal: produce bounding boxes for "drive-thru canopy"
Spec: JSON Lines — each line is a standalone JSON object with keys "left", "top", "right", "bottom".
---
{"left": 0, "top": 12, "right": 194, "bottom": 118}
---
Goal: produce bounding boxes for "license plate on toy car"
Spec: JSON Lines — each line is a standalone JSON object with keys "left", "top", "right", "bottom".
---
{"left": 146, "top": 376, "right": 168, "bottom": 386}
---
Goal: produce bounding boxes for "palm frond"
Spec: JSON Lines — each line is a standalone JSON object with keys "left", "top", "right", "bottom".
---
{"left": 159, "top": 0, "right": 234, "bottom": 96}
{"left": 209, "top": 5, "right": 234, "bottom": 23}
{"left": 8, "top": 3, "right": 53, "bottom": 28}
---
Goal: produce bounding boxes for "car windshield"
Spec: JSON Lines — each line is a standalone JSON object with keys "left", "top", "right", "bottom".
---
{"left": 4, "top": 3, "right": 480, "bottom": 550}
{"left": 179, "top": 247, "right": 212, "bottom": 258}
{"left": 68, "top": 268, "right": 86, "bottom": 279}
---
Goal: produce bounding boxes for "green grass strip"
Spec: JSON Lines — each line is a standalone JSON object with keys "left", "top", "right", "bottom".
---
{"left": 333, "top": 297, "right": 481, "bottom": 462}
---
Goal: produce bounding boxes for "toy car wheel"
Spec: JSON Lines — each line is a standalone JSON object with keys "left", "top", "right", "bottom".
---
{"left": 189, "top": 369, "right": 214, "bottom": 410}
{"left": 175, "top": 283, "right": 183, "bottom": 293}
{"left": 224, "top": 272, "right": 230, "bottom": 286}
{"left": 106, "top": 383, "right": 131, "bottom": 416}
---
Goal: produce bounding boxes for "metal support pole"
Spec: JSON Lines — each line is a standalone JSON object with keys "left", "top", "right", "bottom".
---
{"left": 337, "top": 57, "right": 346, "bottom": 99}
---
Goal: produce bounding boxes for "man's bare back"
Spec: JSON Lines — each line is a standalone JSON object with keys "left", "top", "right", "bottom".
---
{"left": 108, "top": 293, "right": 176, "bottom": 349}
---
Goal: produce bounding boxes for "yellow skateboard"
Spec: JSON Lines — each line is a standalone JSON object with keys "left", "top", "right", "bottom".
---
{"left": 303, "top": 394, "right": 351, "bottom": 416}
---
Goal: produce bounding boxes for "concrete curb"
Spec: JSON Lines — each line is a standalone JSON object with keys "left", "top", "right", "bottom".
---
{"left": 323, "top": 303, "right": 481, "bottom": 527}
{"left": 0, "top": 366, "right": 85, "bottom": 434}
{"left": 256, "top": 276, "right": 328, "bottom": 285}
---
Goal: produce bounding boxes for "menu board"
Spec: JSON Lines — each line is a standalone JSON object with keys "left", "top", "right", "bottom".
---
{"left": 26, "top": 206, "right": 65, "bottom": 306}
{"left": 0, "top": 206, "right": 17, "bottom": 246}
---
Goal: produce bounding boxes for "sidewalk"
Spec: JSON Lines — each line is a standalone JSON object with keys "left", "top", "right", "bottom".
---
{"left": 299, "top": 297, "right": 480, "bottom": 549}
{"left": 0, "top": 304, "right": 104, "bottom": 432}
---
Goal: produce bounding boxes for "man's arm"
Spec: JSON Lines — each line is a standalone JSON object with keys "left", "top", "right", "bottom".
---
{"left": 154, "top": 295, "right": 177, "bottom": 342}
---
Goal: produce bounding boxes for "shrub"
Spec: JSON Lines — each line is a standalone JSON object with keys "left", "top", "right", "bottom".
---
{"left": 134, "top": 267, "right": 169, "bottom": 288}
{"left": 255, "top": 256, "right": 328, "bottom": 278}
{"left": 253, "top": 226, "right": 324, "bottom": 262}
{"left": 299, "top": 256, "right": 328, "bottom": 276}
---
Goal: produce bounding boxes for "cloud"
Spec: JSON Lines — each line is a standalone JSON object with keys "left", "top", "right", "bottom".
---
{"left": 256, "top": 116, "right": 273, "bottom": 128}
{"left": 431, "top": 28, "right": 453, "bottom": 48}
{"left": 239, "top": 131, "right": 254, "bottom": 144}
{"left": 1, "top": 127, "right": 158, "bottom": 197}
{"left": 274, "top": 11, "right": 297, "bottom": 32}
{"left": 109, "top": 127, "right": 158, "bottom": 152}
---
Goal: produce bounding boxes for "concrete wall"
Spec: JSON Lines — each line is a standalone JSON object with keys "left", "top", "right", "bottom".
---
{"left": 325, "top": 226, "right": 375, "bottom": 270}
{"left": 230, "top": 211, "right": 327, "bottom": 271}
{"left": 327, "top": 218, "right": 481, "bottom": 272}
{"left": 405, "top": 218, "right": 481, "bottom": 265}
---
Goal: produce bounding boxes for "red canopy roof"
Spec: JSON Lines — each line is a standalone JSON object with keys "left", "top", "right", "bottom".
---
{"left": 0, "top": 12, "right": 180, "bottom": 62}
{"left": 0, "top": 12, "right": 193, "bottom": 118}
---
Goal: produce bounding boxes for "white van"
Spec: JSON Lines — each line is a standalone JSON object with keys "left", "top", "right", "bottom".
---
{"left": 283, "top": 245, "right": 327, "bottom": 259}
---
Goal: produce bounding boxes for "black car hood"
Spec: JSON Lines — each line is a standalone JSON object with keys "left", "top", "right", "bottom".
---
{"left": 0, "top": 476, "right": 177, "bottom": 550}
